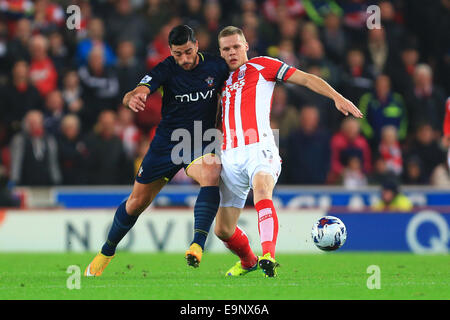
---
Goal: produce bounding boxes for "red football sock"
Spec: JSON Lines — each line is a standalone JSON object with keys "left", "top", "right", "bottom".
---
{"left": 255, "top": 199, "right": 279, "bottom": 258}
{"left": 223, "top": 226, "right": 258, "bottom": 269}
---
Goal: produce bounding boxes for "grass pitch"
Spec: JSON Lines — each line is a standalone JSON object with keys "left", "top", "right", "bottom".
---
{"left": 0, "top": 252, "right": 448, "bottom": 300}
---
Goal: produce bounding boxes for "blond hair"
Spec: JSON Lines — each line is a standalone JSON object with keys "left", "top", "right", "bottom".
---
{"left": 218, "top": 26, "right": 247, "bottom": 43}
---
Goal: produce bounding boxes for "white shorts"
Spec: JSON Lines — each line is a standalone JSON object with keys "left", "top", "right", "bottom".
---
{"left": 219, "top": 141, "right": 282, "bottom": 208}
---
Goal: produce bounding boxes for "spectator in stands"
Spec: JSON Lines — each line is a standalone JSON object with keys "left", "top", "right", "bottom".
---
{"left": 61, "top": 70, "right": 84, "bottom": 117}
{"left": 32, "top": 0, "right": 65, "bottom": 34}
{"left": 341, "top": 155, "right": 368, "bottom": 190}
{"left": 285, "top": 106, "right": 330, "bottom": 184}
{"left": 379, "top": 0, "right": 406, "bottom": 45}
{"left": 430, "top": 162, "right": 450, "bottom": 187}
{"left": 401, "top": 155, "right": 427, "bottom": 185}
{"left": 372, "top": 179, "right": 413, "bottom": 211}
{"left": 303, "top": 0, "right": 342, "bottom": 26}
{"left": 287, "top": 64, "right": 339, "bottom": 132}
{"left": 181, "top": 0, "right": 204, "bottom": 29}
{"left": 358, "top": 74, "right": 407, "bottom": 150}
{"left": 115, "top": 105, "right": 140, "bottom": 160}
{"left": 368, "top": 155, "right": 397, "bottom": 186}
{"left": 298, "top": 21, "right": 320, "bottom": 45}
{"left": 6, "top": 18, "right": 32, "bottom": 65}
{"left": 116, "top": 40, "right": 145, "bottom": 98}
{"left": 202, "top": 0, "right": 224, "bottom": 45}
{"left": 1, "top": 60, "right": 43, "bottom": 140}
{"left": 241, "top": 13, "right": 266, "bottom": 58}
{"left": 195, "top": 27, "right": 213, "bottom": 53}
{"left": 43, "top": 90, "right": 66, "bottom": 136}
{"left": 340, "top": 47, "right": 375, "bottom": 106}
{"left": 270, "top": 85, "right": 299, "bottom": 141}
{"left": 278, "top": 17, "right": 299, "bottom": 43}
{"left": 75, "top": 17, "right": 116, "bottom": 67}
{"left": 321, "top": 11, "right": 347, "bottom": 65}
{"left": 145, "top": 18, "right": 180, "bottom": 70}
{"left": 329, "top": 117, "right": 372, "bottom": 184}
{"left": 28, "top": 34, "right": 58, "bottom": 98}
{"left": 142, "top": 0, "right": 172, "bottom": 38}
{"left": 71, "top": 0, "right": 93, "bottom": 41}
{"left": 298, "top": 37, "right": 340, "bottom": 88}
{"left": 271, "top": 38, "right": 299, "bottom": 69}
{"left": 404, "top": 122, "right": 446, "bottom": 183}
{"left": 378, "top": 125, "right": 403, "bottom": 177}
{"left": 84, "top": 110, "right": 134, "bottom": 185}
{"left": 10, "top": 110, "right": 61, "bottom": 186}
{"left": 105, "top": 0, "right": 147, "bottom": 56}
{"left": 389, "top": 39, "right": 419, "bottom": 96}
{"left": 57, "top": 114, "right": 88, "bottom": 185}
{"left": 364, "top": 26, "right": 397, "bottom": 75}
{"left": 48, "top": 30, "right": 71, "bottom": 77}
{"left": 406, "top": 64, "right": 447, "bottom": 134}
{"left": 262, "top": 0, "right": 306, "bottom": 24}
{"left": 78, "top": 46, "right": 120, "bottom": 130}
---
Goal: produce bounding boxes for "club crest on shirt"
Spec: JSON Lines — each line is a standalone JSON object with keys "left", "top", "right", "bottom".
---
{"left": 205, "top": 76, "right": 215, "bottom": 87}
{"left": 238, "top": 69, "right": 245, "bottom": 80}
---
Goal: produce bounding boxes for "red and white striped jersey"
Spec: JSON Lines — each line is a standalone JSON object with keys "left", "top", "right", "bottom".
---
{"left": 443, "top": 97, "right": 450, "bottom": 136}
{"left": 220, "top": 56, "right": 295, "bottom": 150}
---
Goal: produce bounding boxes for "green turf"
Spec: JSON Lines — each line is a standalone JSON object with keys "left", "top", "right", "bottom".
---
{"left": 0, "top": 252, "right": 448, "bottom": 300}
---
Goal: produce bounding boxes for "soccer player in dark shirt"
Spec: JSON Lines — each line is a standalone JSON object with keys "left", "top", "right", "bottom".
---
{"left": 85, "top": 25, "right": 229, "bottom": 276}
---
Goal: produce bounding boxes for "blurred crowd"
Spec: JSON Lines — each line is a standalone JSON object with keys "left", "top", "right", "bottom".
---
{"left": 0, "top": 0, "right": 449, "bottom": 196}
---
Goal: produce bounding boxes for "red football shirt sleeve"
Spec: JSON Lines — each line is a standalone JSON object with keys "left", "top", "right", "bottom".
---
{"left": 444, "top": 98, "right": 450, "bottom": 136}
{"left": 251, "top": 56, "right": 296, "bottom": 82}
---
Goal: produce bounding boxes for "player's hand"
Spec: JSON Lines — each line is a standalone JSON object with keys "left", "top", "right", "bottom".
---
{"left": 127, "top": 92, "right": 147, "bottom": 112}
{"left": 334, "top": 96, "right": 363, "bottom": 118}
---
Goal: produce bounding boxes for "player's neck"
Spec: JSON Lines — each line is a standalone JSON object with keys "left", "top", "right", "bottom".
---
{"left": 192, "top": 53, "right": 200, "bottom": 69}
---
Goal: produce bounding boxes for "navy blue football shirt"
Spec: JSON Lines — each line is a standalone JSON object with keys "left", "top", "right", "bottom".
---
{"left": 137, "top": 52, "right": 229, "bottom": 140}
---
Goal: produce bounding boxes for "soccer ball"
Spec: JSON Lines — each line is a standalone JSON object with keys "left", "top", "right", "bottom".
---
{"left": 311, "top": 216, "right": 347, "bottom": 251}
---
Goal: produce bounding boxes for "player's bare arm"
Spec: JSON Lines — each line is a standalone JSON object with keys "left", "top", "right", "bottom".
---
{"left": 123, "top": 85, "right": 150, "bottom": 113}
{"left": 286, "top": 69, "right": 363, "bottom": 119}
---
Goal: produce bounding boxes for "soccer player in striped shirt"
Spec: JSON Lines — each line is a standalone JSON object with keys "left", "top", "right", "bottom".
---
{"left": 214, "top": 26, "right": 363, "bottom": 277}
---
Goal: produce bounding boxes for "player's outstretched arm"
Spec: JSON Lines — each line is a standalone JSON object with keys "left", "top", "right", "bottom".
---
{"left": 286, "top": 69, "right": 363, "bottom": 118}
{"left": 123, "top": 85, "right": 150, "bottom": 113}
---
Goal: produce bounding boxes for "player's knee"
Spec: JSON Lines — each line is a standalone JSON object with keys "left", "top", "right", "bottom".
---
{"left": 200, "top": 162, "right": 221, "bottom": 186}
{"left": 214, "top": 223, "right": 234, "bottom": 240}
{"left": 126, "top": 195, "right": 150, "bottom": 216}
{"left": 252, "top": 174, "right": 274, "bottom": 200}
{"left": 253, "top": 184, "right": 273, "bottom": 201}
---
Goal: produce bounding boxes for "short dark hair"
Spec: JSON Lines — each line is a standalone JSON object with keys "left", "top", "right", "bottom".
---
{"left": 168, "top": 25, "right": 196, "bottom": 46}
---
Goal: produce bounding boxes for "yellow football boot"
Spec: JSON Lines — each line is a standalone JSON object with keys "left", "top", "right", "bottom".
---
{"left": 258, "top": 253, "right": 280, "bottom": 278}
{"left": 225, "top": 260, "right": 258, "bottom": 276}
{"left": 84, "top": 252, "right": 114, "bottom": 277}
{"left": 185, "top": 243, "right": 203, "bottom": 268}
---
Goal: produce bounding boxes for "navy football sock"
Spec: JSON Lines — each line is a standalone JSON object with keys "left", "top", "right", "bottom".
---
{"left": 192, "top": 186, "right": 220, "bottom": 250}
{"left": 101, "top": 201, "right": 138, "bottom": 256}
